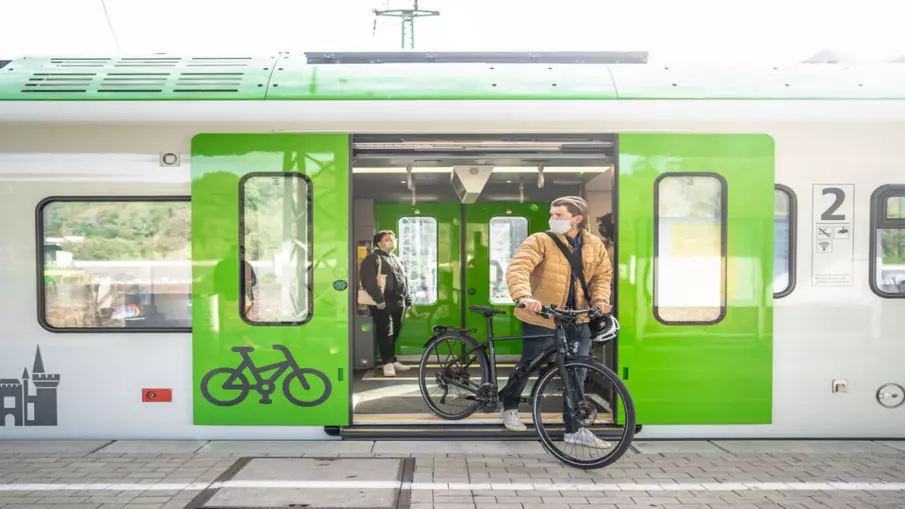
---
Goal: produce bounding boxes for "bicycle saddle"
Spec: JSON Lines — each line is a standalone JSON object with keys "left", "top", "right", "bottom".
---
{"left": 468, "top": 305, "right": 506, "bottom": 316}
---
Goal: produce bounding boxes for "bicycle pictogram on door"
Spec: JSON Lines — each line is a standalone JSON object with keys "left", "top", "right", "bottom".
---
{"left": 200, "top": 344, "right": 332, "bottom": 407}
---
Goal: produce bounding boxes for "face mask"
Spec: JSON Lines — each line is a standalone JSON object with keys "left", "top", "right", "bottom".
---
{"left": 549, "top": 219, "right": 573, "bottom": 234}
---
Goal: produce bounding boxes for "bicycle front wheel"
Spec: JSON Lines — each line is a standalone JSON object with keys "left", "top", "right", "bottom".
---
{"left": 283, "top": 368, "right": 332, "bottom": 407}
{"left": 531, "top": 359, "right": 635, "bottom": 469}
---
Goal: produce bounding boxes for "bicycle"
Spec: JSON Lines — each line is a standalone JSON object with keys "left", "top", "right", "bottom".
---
{"left": 200, "top": 344, "right": 332, "bottom": 408}
{"left": 417, "top": 302, "right": 635, "bottom": 469}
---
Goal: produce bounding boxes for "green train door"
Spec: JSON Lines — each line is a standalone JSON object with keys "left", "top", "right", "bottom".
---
{"left": 190, "top": 133, "right": 351, "bottom": 426}
{"left": 464, "top": 203, "right": 549, "bottom": 356}
{"left": 617, "top": 134, "right": 774, "bottom": 425}
{"left": 374, "top": 203, "right": 462, "bottom": 358}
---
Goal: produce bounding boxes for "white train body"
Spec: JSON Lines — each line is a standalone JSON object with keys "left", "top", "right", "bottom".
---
{"left": 1, "top": 88, "right": 904, "bottom": 440}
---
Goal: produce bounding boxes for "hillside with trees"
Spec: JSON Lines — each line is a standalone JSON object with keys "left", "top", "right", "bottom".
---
{"left": 43, "top": 201, "right": 191, "bottom": 262}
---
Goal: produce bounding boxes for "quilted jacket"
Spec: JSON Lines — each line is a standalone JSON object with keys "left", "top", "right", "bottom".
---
{"left": 506, "top": 230, "right": 612, "bottom": 329}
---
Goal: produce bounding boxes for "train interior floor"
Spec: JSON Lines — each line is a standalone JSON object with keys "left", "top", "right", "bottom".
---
{"left": 351, "top": 362, "right": 522, "bottom": 425}
{"left": 349, "top": 351, "right": 613, "bottom": 427}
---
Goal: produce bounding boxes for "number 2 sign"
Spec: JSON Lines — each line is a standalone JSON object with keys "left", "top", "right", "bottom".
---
{"left": 819, "top": 187, "right": 848, "bottom": 221}
{"left": 812, "top": 184, "right": 854, "bottom": 286}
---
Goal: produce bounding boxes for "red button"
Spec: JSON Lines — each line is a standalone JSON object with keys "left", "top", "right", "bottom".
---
{"left": 142, "top": 388, "right": 172, "bottom": 402}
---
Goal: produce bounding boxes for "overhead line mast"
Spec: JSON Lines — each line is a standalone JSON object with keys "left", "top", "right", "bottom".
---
{"left": 372, "top": 0, "right": 440, "bottom": 49}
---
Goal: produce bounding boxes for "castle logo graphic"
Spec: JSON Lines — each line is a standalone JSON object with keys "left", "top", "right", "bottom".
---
{"left": 0, "top": 346, "right": 60, "bottom": 426}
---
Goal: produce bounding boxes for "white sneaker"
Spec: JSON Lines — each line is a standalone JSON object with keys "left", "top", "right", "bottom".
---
{"left": 564, "top": 428, "right": 613, "bottom": 449}
{"left": 382, "top": 363, "right": 396, "bottom": 377}
{"left": 393, "top": 361, "right": 411, "bottom": 372}
{"left": 501, "top": 409, "right": 527, "bottom": 432}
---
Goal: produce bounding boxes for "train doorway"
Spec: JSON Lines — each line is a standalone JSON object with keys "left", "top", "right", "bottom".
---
{"left": 348, "top": 134, "right": 617, "bottom": 433}
{"left": 184, "top": 132, "right": 773, "bottom": 436}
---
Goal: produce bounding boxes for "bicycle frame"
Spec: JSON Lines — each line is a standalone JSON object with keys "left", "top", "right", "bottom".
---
{"left": 232, "top": 347, "right": 296, "bottom": 386}
{"left": 486, "top": 315, "right": 587, "bottom": 415}
{"left": 485, "top": 315, "right": 555, "bottom": 387}
{"left": 433, "top": 313, "right": 586, "bottom": 405}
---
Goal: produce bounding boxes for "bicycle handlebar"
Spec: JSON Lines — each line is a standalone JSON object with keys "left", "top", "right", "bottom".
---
{"left": 515, "top": 301, "right": 604, "bottom": 321}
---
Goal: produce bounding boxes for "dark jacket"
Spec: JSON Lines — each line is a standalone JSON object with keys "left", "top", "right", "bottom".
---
{"left": 359, "top": 249, "right": 413, "bottom": 308}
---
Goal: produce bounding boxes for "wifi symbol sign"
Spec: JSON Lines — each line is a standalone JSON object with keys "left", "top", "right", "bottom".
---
{"left": 818, "top": 241, "right": 832, "bottom": 253}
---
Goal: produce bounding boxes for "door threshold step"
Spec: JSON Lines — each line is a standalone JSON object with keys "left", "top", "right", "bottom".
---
{"left": 352, "top": 411, "right": 601, "bottom": 425}
{"left": 333, "top": 423, "right": 633, "bottom": 441}
{"left": 340, "top": 424, "right": 540, "bottom": 440}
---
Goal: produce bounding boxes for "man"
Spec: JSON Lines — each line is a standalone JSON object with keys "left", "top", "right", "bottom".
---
{"left": 359, "top": 230, "right": 413, "bottom": 377}
{"left": 500, "top": 196, "right": 613, "bottom": 448}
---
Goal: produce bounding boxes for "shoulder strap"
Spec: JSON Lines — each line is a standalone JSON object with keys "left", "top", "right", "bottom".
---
{"left": 544, "top": 232, "right": 591, "bottom": 304}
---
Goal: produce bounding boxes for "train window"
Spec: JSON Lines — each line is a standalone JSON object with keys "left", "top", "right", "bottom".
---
{"left": 774, "top": 185, "right": 797, "bottom": 297}
{"left": 397, "top": 216, "right": 438, "bottom": 305}
{"left": 871, "top": 186, "right": 905, "bottom": 297}
{"left": 489, "top": 216, "right": 529, "bottom": 304}
{"left": 887, "top": 196, "right": 905, "bottom": 220}
{"left": 37, "top": 198, "right": 191, "bottom": 331}
{"left": 654, "top": 174, "right": 727, "bottom": 325}
{"left": 239, "top": 173, "right": 313, "bottom": 325}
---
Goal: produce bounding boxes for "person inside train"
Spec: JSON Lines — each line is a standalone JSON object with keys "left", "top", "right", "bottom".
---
{"left": 500, "top": 195, "right": 613, "bottom": 448}
{"left": 596, "top": 212, "right": 614, "bottom": 251}
{"left": 596, "top": 212, "right": 616, "bottom": 295}
{"left": 359, "top": 230, "right": 414, "bottom": 377}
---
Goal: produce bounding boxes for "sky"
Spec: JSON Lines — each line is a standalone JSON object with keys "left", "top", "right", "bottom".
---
{"left": 1, "top": 0, "right": 904, "bottom": 64}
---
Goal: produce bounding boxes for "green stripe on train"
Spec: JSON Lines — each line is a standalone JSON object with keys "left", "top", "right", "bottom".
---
{"left": 3, "top": 55, "right": 905, "bottom": 100}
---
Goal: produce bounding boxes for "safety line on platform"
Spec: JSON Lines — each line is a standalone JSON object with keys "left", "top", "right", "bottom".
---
{"left": 1, "top": 481, "right": 905, "bottom": 492}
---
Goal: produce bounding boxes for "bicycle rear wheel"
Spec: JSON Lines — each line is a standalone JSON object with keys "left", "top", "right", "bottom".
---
{"left": 418, "top": 334, "right": 489, "bottom": 420}
{"left": 531, "top": 358, "right": 635, "bottom": 469}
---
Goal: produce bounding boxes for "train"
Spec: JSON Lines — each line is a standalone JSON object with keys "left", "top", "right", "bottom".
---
{"left": 0, "top": 51, "right": 903, "bottom": 441}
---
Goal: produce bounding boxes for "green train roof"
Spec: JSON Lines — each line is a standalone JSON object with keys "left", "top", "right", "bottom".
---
{"left": 2, "top": 53, "right": 905, "bottom": 101}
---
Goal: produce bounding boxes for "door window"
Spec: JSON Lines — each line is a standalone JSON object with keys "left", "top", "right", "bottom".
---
{"left": 654, "top": 174, "right": 727, "bottom": 324}
{"left": 398, "top": 216, "right": 439, "bottom": 305}
{"left": 489, "top": 217, "right": 529, "bottom": 304}
{"left": 239, "top": 172, "right": 313, "bottom": 325}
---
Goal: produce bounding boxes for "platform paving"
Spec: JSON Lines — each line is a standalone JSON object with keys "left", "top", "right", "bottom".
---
{"left": 0, "top": 439, "right": 903, "bottom": 509}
